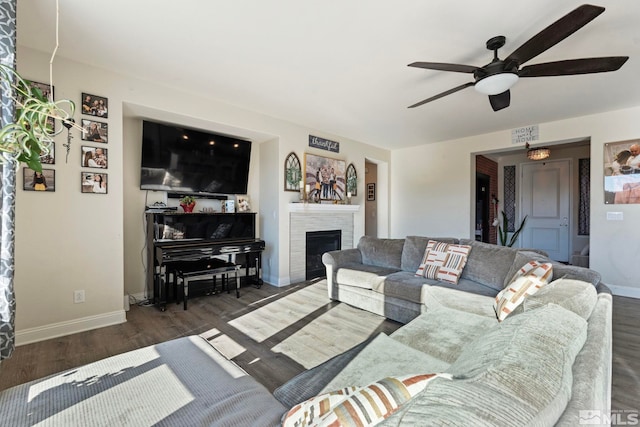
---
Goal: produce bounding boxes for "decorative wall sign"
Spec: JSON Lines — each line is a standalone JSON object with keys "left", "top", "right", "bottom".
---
{"left": 284, "top": 151, "right": 302, "bottom": 191}
{"left": 511, "top": 125, "right": 539, "bottom": 145}
{"left": 81, "top": 93, "right": 108, "bottom": 118}
{"left": 309, "top": 135, "right": 340, "bottom": 153}
{"left": 23, "top": 167, "right": 55, "bottom": 192}
{"left": 604, "top": 138, "right": 640, "bottom": 204}
{"left": 81, "top": 172, "right": 108, "bottom": 194}
{"left": 304, "top": 153, "right": 346, "bottom": 201}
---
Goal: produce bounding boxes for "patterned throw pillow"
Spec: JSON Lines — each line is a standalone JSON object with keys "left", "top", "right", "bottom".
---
{"left": 415, "top": 240, "right": 472, "bottom": 285}
{"left": 282, "top": 373, "right": 448, "bottom": 427}
{"left": 493, "top": 261, "right": 553, "bottom": 322}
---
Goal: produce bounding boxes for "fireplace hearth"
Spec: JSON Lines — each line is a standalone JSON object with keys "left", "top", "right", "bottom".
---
{"left": 306, "top": 230, "right": 341, "bottom": 280}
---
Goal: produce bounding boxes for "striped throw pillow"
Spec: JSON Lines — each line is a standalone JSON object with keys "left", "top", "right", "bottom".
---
{"left": 415, "top": 240, "right": 471, "bottom": 285}
{"left": 494, "top": 261, "right": 553, "bottom": 322}
{"left": 282, "top": 373, "right": 447, "bottom": 427}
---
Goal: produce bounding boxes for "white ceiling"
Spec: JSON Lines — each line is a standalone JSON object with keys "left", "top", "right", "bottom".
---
{"left": 17, "top": 0, "right": 640, "bottom": 150}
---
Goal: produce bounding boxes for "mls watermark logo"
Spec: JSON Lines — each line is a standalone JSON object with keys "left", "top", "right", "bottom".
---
{"left": 580, "top": 410, "right": 639, "bottom": 425}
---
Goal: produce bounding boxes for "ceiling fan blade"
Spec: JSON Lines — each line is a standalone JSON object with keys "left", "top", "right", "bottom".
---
{"left": 520, "top": 56, "right": 629, "bottom": 77}
{"left": 489, "top": 91, "right": 510, "bottom": 112}
{"left": 408, "top": 62, "right": 478, "bottom": 74}
{"left": 505, "top": 4, "right": 605, "bottom": 67}
{"left": 408, "top": 82, "right": 474, "bottom": 108}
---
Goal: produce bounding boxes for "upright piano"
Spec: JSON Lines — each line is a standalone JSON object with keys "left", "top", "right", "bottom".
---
{"left": 145, "top": 211, "right": 264, "bottom": 310}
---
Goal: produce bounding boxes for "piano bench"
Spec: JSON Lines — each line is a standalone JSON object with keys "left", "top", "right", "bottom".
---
{"left": 175, "top": 261, "right": 241, "bottom": 310}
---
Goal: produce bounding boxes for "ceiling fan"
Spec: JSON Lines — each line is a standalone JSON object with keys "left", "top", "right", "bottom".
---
{"left": 408, "top": 4, "right": 629, "bottom": 111}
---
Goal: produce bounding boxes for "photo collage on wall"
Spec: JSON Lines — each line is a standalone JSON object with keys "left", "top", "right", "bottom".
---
{"left": 80, "top": 93, "right": 109, "bottom": 194}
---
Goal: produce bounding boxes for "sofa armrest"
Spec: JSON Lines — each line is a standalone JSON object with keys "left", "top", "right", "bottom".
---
{"left": 322, "top": 248, "right": 362, "bottom": 268}
{"left": 322, "top": 249, "right": 362, "bottom": 300}
{"left": 552, "top": 262, "right": 601, "bottom": 287}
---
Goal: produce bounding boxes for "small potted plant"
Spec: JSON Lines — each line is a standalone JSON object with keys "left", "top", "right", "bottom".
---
{"left": 179, "top": 195, "right": 196, "bottom": 213}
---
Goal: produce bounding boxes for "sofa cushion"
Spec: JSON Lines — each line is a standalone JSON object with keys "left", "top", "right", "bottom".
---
{"left": 375, "top": 271, "right": 441, "bottom": 303}
{"left": 381, "top": 304, "right": 588, "bottom": 426}
{"left": 400, "top": 236, "right": 459, "bottom": 272}
{"left": 390, "top": 306, "right": 496, "bottom": 364}
{"left": 421, "top": 286, "right": 497, "bottom": 318}
{"left": 284, "top": 373, "right": 443, "bottom": 427}
{"left": 494, "top": 261, "right": 553, "bottom": 322}
{"left": 335, "top": 263, "right": 400, "bottom": 290}
{"left": 459, "top": 239, "right": 518, "bottom": 291}
{"left": 0, "top": 336, "right": 287, "bottom": 427}
{"left": 505, "top": 251, "right": 601, "bottom": 287}
{"left": 357, "top": 236, "right": 405, "bottom": 269}
{"left": 522, "top": 277, "right": 598, "bottom": 320}
{"left": 320, "top": 333, "right": 451, "bottom": 393}
{"left": 416, "top": 240, "right": 471, "bottom": 285}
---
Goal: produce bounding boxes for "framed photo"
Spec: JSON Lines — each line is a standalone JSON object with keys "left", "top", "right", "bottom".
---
{"left": 81, "top": 119, "right": 108, "bottom": 143}
{"left": 23, "top": 167, "right": 55, "bottom": 192}
{"left": 27, "top": 80, "right": 55, "bottom": 132}
{"left": 604, "top": 139, "right": 640, "bottom": 204}
{"left": 367, "top": 183, "right": 376, "bottom": 201}
{"left": 81, "top": 172, "right": 108, "bottom": 194}
{"left": 40, "top": 142, "right": 55, "bottom": 165}
{"left": 81, "top": 93, "right": 108, "bottom": 118}
{"left": 304, "top": 153, "right": 347, "bottom": 201}
{"left": 81, "top": 145, "right": 108, "bottom": 169}
{"left": 236, "top": 195, "right": 251, "bottom": 212}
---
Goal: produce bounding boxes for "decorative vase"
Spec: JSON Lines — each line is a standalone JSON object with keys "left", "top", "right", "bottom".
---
{"left": 181, "top": 202, "right": 196, "bottom": 213}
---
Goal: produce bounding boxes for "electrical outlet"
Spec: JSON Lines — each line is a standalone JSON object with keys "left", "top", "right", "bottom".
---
{"left": 74, "top": 290, "right": 85, "bottom": 304}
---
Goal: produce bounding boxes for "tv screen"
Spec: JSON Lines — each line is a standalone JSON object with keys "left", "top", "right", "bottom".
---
{"left": 140, "top": 120, "right": 252, "bottom": 195}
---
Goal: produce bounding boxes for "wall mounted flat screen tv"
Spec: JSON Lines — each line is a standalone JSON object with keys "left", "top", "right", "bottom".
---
{"left": 140, "top": 120, "right": 252, "bottom": 195}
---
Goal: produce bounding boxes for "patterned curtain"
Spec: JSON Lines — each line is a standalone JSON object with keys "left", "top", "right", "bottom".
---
{"left": 0, "top": 0, "right": 17, "bottom": 361}
{"left": 578, "top": 158, "right": 590, "bottom": 235}
{"left": 503, "top": 165, "right": 516, "bottom": 232}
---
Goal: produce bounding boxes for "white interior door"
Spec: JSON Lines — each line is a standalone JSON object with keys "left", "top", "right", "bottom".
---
{"left": 520, "top": 159, "right": 571, "bottom": 262}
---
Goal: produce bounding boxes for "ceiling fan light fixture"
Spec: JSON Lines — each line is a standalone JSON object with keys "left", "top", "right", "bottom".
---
{"left": 526, "top": 143, "right": 551, "bottom": 161}
{"left": 474, "top": 72, "right": 519, "bottom": 95}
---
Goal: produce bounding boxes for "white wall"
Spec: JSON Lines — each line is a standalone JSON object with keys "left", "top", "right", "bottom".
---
{"left": 15, "top": 46, "right": 390, "bottom": 343}
{"left": 391, "top": 107, "right": 640, "bottom": 297}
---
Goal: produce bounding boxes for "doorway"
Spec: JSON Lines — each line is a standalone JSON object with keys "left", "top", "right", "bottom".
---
{"left": 365, "top": 160, "right": 378, "bottom": 237}
{"left": 519, "top": 159, "right": 571, "bottom": 262}
{"left": 475, "top": 172, "right": 490, "bottom": 242}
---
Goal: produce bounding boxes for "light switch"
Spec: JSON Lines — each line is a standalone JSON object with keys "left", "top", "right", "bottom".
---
{"left": 606, "top": 211, "right": 623, "bottom": 221}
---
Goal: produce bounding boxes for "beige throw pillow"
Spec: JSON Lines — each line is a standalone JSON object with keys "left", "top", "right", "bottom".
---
{"left": 493, "top": 261, "right": 553, "bottom": 322}
{"left": 415, "top": 240, "right": 471, "bottom": 285}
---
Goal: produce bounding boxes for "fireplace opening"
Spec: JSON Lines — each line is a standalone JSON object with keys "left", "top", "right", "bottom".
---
{"left": 306, "top": 230, "right": 341, "bottom": 280}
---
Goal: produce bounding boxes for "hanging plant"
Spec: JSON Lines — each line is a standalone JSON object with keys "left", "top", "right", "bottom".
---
{"left": 0, "top": 64, "right": 79, "bottom": 171}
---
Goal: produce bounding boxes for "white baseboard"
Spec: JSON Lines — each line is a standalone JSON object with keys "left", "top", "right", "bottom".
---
{"left": 16, "top": 310, "right": 127, "bottom": 346}
{"left": 606, "top": 284, "right": 640, "bottom": 299}
{"left": 261, "top": 274, "right": 290, "bottom": 287}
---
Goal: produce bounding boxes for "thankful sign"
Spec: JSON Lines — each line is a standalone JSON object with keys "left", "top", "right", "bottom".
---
{"left": 309, "top": 135, "right": 340, "bottom": 153}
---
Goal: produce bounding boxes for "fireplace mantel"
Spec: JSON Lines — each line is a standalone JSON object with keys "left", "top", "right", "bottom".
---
{"left": 288, "top": 203, "right": 360, "bottom": 213}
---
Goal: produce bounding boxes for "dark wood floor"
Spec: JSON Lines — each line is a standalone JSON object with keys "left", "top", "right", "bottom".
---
{"left": 1, "top": 281, "right": 638, "bottom": 413}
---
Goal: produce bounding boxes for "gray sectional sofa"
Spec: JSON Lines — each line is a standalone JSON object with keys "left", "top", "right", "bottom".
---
{"left": 322, "top": 235, "right": 602, "bottom": 323}
{"left": 1, "top": 236, "right": 611, "bottom": 426}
